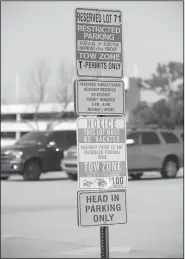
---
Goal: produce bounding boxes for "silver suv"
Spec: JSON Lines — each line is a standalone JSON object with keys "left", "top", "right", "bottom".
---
{"left": 61, "top": 128, "right": 183, "bottom": 180}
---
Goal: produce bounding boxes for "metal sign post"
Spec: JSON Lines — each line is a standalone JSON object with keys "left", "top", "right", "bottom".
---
{"left": 98, "top": 114, "right": 109, "bottom": 259}
{"left": 100, "top": 226, "right": 109, "bottom": 258}
{"left": 75, "top": 8, "right": 127, "bottom": 259}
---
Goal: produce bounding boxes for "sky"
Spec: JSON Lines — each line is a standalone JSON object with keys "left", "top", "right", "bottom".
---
{"left": 1, "top": 1, "right": 183, "bottom": 103}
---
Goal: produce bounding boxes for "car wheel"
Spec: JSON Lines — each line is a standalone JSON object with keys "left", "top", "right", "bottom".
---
{"left": 130, "top": 173, "right": 143, "bottom": 180}
{"left": 1, "top": 176, "right": 9, "bottom": 180}
{"left": 23, "top": 160, "right": 41, "bottom": 181}
{"left": 68, "top": 173, "right": 77, "bottom": 181}
{"left": 161, "top": 159, "right": 178, "bottom": 178}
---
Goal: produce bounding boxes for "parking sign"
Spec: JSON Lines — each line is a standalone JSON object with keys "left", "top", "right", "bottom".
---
{"left": 75, "top": 79, "right": 125, "bottom": 116}
{"left": 77, "top": 190, "right": 127, "bottom": 227}
{"left": 77, "top": 117, "right": 128, "bottom": 190}
{"left": 76, "top": 8, "right": 123, "bottom": 78}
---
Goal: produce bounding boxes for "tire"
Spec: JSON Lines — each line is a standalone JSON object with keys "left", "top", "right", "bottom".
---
{"left": 161, "top": 159, "right": 178, "bottom": 178}
{"left": 23, "top": 160, "right": 41, "bottom": 181}
{"left": 68, "top": 173, "right": 77, "bottom": 181}
{"left": 130, "top": 173, "right": 143, "bottom": 180}
{"left": 1, "top": 176, "right": 9, "bottom": 180}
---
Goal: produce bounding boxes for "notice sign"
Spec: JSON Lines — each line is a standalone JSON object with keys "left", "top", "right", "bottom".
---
{"left": 77, "top": 190, "right": 127, "bottom": 227}
{"left": 76, "top": 8, "right": 123, "bottom": 78}
{"left": 75, "top": 79, "right": 125, "bottom": 115}
{"left": 77, "top": 117, "right": 128, "bottom": 190}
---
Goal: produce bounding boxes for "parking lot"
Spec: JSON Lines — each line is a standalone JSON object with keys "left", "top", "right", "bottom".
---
{"left": 1, "top": 169, "right": 183, "bottom": 258}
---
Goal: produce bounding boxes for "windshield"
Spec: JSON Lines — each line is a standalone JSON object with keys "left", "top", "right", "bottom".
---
{"left": 16, "top": 132, "right": 50, "bottom": 145}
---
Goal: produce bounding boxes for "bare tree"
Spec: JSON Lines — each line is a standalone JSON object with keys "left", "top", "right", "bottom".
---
{"left": 23, "top": 59, "right": 50, "bottom": 131}
{"left": 46, "top": 60, "right": 75, "bottom": 130}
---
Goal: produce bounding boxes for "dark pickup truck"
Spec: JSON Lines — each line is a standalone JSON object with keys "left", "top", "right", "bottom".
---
{"left": 1, "top": 130, "right": 76, "bottom": 181}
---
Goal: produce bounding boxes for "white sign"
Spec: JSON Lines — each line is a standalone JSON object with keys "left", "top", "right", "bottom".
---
{"left": 75, "top": 8, "right": 123, "bottom": 78}
{"left": 77, "top": 117, "right": 128, "bottom": 190}
{"left": 75, "top": 79, "right": 125, "bottom": 115}
{"left": 77, "top": 190, "right": 127, "bottom": 227}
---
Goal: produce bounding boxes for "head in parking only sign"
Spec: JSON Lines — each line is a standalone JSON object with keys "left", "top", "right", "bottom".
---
{"left": 75, "top": 8, "right": 123, "bottom": 78}
{"left": 77, "top": 190, "right": 127, "bottom": 227}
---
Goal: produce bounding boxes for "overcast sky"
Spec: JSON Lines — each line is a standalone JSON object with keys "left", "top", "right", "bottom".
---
{"left": 1, "top": 1, "right": 183, "bottom": 103}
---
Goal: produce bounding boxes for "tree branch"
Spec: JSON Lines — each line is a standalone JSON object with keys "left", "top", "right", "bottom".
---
{"left": 46, "top": 61, "right": 74, "bottom": 131}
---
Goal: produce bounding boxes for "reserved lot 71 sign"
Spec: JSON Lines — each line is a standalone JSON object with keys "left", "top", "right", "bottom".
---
{"left": 77, "top": 190, "right": 127, "bottom": 227}
{"left": 75, "top": 79, "right": 125, "bottom": 115}
{"left": 77, "top": 117, "right": 128, "bottom": 190}
{"left": 76, "top": 8, "right": 123, "bottom": 78}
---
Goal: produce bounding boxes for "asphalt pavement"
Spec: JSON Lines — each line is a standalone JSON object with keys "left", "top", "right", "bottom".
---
{"left": 1, "top": 169, "right": 184, "bottom": 258}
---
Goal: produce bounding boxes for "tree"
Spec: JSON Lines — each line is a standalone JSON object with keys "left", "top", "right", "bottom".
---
{"left": 168, "top": 84, "right": 184, "bottom": 126}
{"left": 46, "top": 60, "right": 76, "bottom": 130}
{"left": 134, "top": 61, "right": 184, "bottom": 128}
{"left": 132, "top": 101, "right": 154, "bottom": 126}
{"left": 140, "top": 61, "right": 183, "bottom": 102}
{"left": 132, "top": 97, "right": 183, "bottom": 128}
{"left": 23, "top": 59, "right": 50, "bottom": 131}
{"left": 25, "top": 59, "right": 76, "bottom": 132}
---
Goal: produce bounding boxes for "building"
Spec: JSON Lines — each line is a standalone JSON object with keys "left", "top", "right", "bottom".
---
{"left": 1, "top": 77, "right": 141, "bottom": 146}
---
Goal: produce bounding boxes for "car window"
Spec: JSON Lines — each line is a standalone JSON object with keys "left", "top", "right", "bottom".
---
{"left": 16, "top": 132, "right": 50, "bottom": 145}
{"left": 127, "top": 132, "right": 140, "bottom": 145}
{"left": 141, "top": 132, "right": 160, "bottom": 145}
{"left": 49, "top": 131, "right": 76, "bottom": 147}
{"left": 66, "top": 131, "right": 77, "bottom": 146}
{"left": 161, "top": 132, "right": 180, "bottom": 143}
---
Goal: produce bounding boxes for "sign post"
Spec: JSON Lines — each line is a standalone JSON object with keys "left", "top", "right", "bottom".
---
{"left": 98, "top": 114, "right": 109, "bottom": 259}
{"left": 100, "top": 226, "right": 109, "bottom": 258}
{"left": 75, "top": 8, "right": 126, "bottom": 258}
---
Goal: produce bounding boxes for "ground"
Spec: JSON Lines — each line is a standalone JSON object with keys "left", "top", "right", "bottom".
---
{"left": 1, "top": 169, "right": 184, "bottom": 258}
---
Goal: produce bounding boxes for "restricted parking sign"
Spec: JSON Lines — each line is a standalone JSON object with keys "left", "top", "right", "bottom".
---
{"left": 75, "top": 79, "right": 125, "bottom": 115}
{"left": 75, "top": 8, "right": 123, "bottom": 78}
{"left": 77, "top": 117, "right": 128, "bottom": 190}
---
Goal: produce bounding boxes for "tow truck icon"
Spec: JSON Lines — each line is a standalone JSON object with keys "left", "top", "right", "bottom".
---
{"left": 83, "top": 178, "right": 107, "bottom": 188}
{"left": 96, "top": 178, "right": 107, "bottom": 187}
{"left": 83, "top": 180, "right": 94, "bottom": 187}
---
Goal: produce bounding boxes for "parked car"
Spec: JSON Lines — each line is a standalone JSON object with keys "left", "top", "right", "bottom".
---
{"left": 61, "top": 128, "right": 184, "bottom": 180}
{"left": 61, "top": 145, "right": 78, "bottom": 181}
{"left": 1, "top": 129, "right": 76, "bottom": 181}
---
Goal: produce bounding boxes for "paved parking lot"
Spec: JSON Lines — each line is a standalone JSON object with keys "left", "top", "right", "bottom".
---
{"left": 1, "top": 169, "right": 183, "bottom": 258}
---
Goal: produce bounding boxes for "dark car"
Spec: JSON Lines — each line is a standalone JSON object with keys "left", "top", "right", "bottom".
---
{"left": 1, "top": 130, "right": 76, "bottom": 181}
